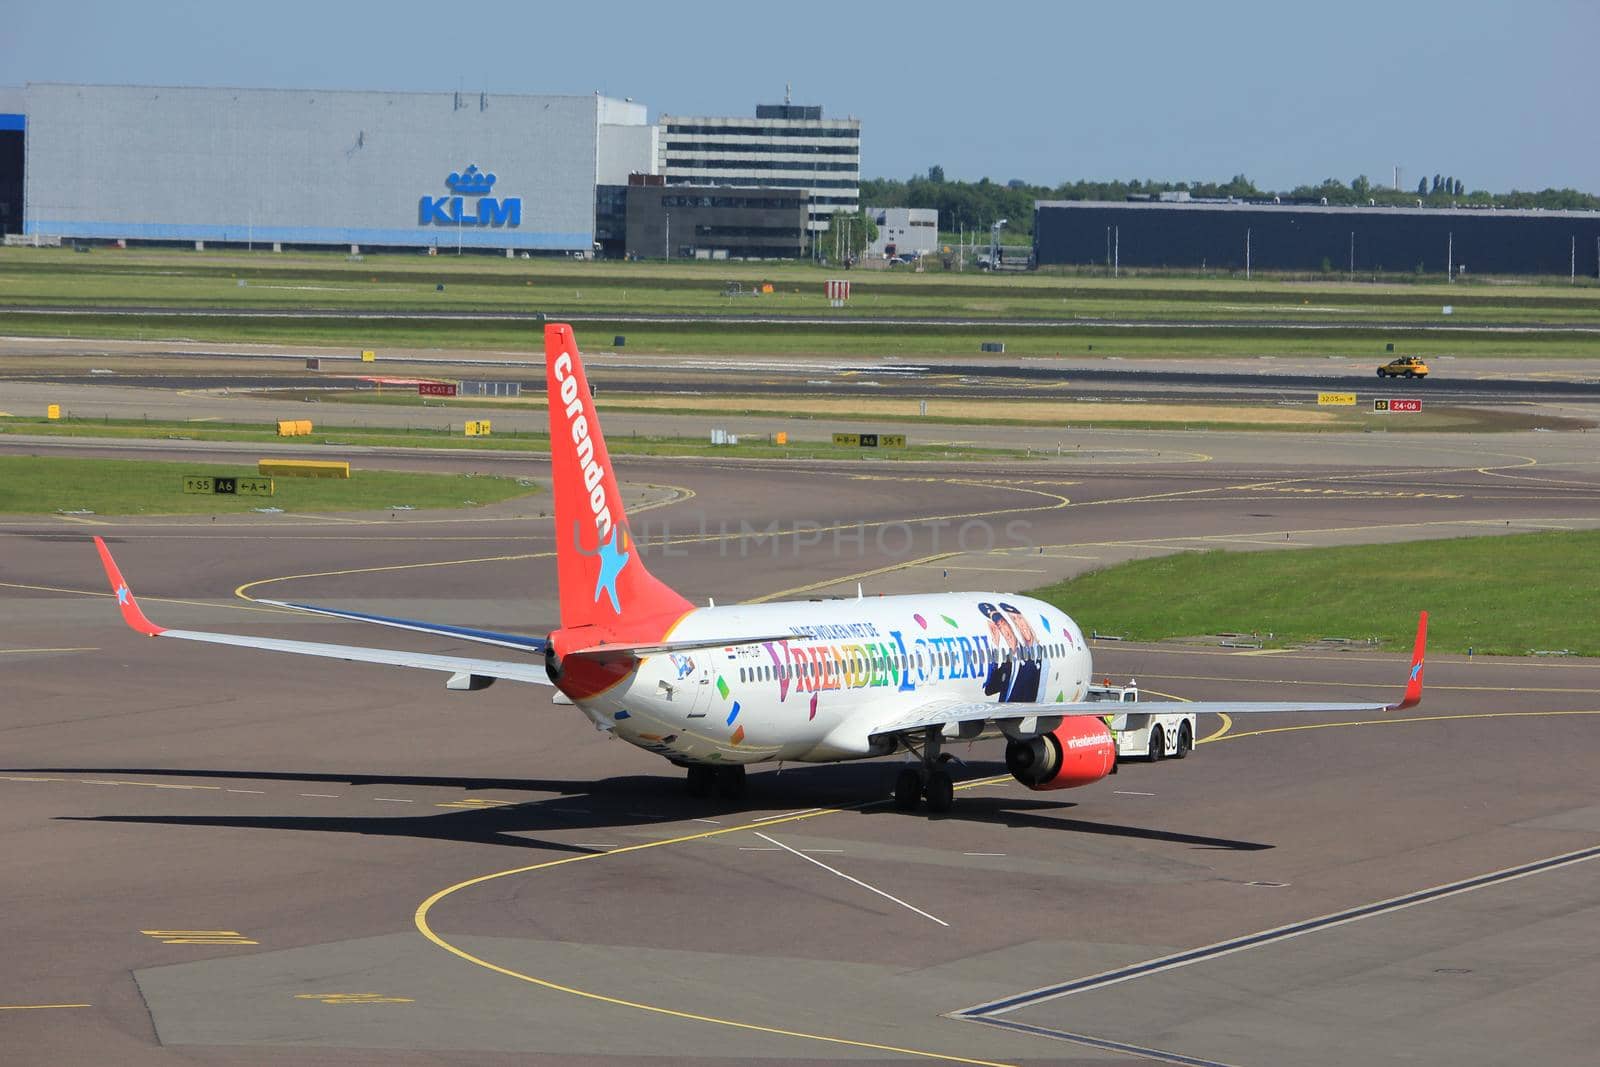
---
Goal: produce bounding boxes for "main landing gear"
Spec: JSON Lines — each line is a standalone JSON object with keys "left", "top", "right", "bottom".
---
{"left": 685, "top": 763, "right": 745, "bottom": 801}
{"left": 892, "top": 727, "right": 957, "bottom": 815}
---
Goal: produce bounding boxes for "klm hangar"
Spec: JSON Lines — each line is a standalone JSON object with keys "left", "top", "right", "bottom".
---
{"left": 14, "top": 83, "right": 657, "bottom": 253}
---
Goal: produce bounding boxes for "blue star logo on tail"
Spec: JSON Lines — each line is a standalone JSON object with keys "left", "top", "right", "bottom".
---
{"left": 573, "top": 521, "right": 630, "bottom": 614}
{"left": 1410, "top": 663, "right": 1423, "bottom": 681}
{"left": 116, "top": 584, "right": 130, "bottom": 606}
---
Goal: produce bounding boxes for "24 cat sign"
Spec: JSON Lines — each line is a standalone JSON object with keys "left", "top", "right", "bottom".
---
{"left": 1374, "top": 398, "right": 1423, "bottom": 413}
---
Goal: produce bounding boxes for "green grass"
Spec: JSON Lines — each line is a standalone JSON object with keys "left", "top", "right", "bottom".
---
{"left": 0, "top": 416, "right": 1035, "bottom": 462}
{"left": 1028, "top": 530, "right": 1600, "bottom": 656}
{"left": 0, "top": 455, "right": 540, "bottom": 515}
{"left": 3, "top": 246, "right": 1599, "bottom": 336}
{"left": 3, "top": 243, "right": 1596, "bottom": 368}
{"left": 2, "top": 309, "right": 1595, "bottom": 360}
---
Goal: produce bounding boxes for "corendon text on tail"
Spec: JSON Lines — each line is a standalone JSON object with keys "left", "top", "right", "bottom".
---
{"left": 91, "top": 323, "right": 1428, "bottom": 814}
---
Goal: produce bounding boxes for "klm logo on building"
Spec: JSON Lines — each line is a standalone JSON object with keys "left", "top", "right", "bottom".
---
{"left": 419, "top": 164, "right": 522, "bottom": 227}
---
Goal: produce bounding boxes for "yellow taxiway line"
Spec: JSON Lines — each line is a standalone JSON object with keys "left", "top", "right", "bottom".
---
{"left": 415, "top": 778, "right": 1019, "bottom": 1067}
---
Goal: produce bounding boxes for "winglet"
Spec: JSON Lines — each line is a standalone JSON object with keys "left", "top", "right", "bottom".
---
{"left": 93, "top": 536, "right": 164, "bottom": 637}
{"left": 1391, "top": 611, "right": 1427, "bottom": 710}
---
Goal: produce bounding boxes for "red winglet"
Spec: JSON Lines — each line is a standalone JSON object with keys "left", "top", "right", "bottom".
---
{"left": 1392, "top": 611, "right": 1427, "bottom": 710}
{"left": 93, "top": 536, "right": 165, "bottom": 637}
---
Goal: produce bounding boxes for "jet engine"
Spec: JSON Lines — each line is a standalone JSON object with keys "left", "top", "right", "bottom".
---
{"left": 1004, "top": 716, "right": 1116, "bottom": 790}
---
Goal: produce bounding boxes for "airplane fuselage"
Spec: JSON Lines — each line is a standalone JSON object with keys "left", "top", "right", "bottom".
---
{"left": 563, "top": 592, "right": 1093, "bottom": 766}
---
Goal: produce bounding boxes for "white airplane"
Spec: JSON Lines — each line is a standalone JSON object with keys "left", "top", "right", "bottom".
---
{"left": 94, "top": 323, "right": 1427, "bottom": 813}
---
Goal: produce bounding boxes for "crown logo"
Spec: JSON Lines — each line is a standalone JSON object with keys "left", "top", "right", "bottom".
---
{"left": 446, "top": 164, "right": 496, "bottom": 196}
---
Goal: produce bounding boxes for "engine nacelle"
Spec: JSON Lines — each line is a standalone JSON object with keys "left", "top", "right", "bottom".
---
{"left": 1005, "top": 716, "right": 1116, "bottom": 791}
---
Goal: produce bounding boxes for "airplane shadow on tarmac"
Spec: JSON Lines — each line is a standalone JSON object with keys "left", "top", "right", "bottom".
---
{"left": 16, "top": 763, "right": 1271, "bottom": 853}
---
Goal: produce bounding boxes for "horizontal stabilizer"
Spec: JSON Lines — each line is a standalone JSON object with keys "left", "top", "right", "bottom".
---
{"left": 565, "top": 633, "right": 796, "bottom": 659}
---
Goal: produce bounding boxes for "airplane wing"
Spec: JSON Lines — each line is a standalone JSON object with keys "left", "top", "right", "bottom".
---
{"left": 858, "top": 612, "right": 1428, "bottom": 746}
{"left": 257, "top": 599, "right": 549, "bottom": 654}
{"left": 257, "top": 600, "right": 790, "bottom": 661}
{"left": 94, "top": 537, "right": 552, "bottom": 687}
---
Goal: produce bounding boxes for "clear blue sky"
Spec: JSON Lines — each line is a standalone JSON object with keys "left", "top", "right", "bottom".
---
{"left": 5, "top": 0, "right": 1593, "bottom": 194}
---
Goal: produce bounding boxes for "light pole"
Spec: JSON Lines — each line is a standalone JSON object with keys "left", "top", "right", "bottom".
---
{"left": 990, "top": 218, "right": 1006, "bottom": 269}
{"left": 664, "top": 211, "right": 671, "bottom": 261}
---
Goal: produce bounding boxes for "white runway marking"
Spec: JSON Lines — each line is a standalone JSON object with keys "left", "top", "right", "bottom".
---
{"left": 299, "top": 793, "right": 339, "bottom": 798}
{"left": 753, "top": 831, "right": 948, "bottom": 927}
{"left": 226, "top": 789, "right": 265, "bottom": 794}
{"left": 374, "top": 797, "right": 413, "bottom": 803}
{"left": 957, "top": 840, "right": 1600, "bottom": 1018}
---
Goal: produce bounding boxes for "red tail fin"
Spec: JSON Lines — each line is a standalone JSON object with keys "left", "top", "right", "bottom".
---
{"left": 545, "top": 324, "right": 691, "bottom": 639}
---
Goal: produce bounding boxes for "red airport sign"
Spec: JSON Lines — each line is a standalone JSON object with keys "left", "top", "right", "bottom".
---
{"left": 1374, "top": 398, "right": 1422, "bottom": 412}
{"left": 418, "top": 382, "right": 458, "bottom": 397}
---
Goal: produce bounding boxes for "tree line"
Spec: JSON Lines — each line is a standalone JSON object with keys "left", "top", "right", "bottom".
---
{"left": 859, "top": 168, "right": 1600, "bottom": 237}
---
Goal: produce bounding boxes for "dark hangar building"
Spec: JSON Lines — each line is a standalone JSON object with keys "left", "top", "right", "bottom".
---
{"left": 1033, "top": 200, "right": 1600, "bottom": 277}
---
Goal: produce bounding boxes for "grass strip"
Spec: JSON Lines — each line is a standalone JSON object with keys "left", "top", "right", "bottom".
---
{"left": 1, "top": 310, "right": 1595, "bottom": 359}
{"left": 1029, "top": 529, "right": 1600, "bottom": 657}
{"left": 0, "top": 454, "right": 539, "bottom": 516}
{"left": 0, "top": 416, "right": 1034, "bottom": 461}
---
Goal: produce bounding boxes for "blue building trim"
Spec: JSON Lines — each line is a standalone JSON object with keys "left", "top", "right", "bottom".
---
{"left": 24, "top": 218, "right": 592, "bottom": 250}
{"left": 0, "top": 113, "right": 23, "bottom": 131}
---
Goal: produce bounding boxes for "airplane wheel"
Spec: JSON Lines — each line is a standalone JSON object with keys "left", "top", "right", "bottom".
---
{"left": 715, "top": 764, "right": 746, "bottom": 801}
{"left": 1148, "top": 726, "right": 1166, "bottom": 762}
{"left": 1174, "top": 721, "right": 1193, "bottom": 759}
{"left": 686, "top": 764, "right": 714, "bottom": 798}
{"left": 924, "top": 769, "right": 954, "bottom": 814}
{"left": 893, "top": 768, "right": 922, "bottom": 811}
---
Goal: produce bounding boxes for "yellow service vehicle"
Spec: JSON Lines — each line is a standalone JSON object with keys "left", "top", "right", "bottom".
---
{"left": 1378, "top": 355, "right": 1429, "bottom": 378}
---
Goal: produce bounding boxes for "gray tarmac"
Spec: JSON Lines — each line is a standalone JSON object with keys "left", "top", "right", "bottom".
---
{"left": 3, "top": 415, "right": 1600, "bottom": 1065}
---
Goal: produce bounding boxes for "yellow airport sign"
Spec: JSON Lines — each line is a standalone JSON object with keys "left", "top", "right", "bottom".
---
{"left": 183, "top": 475, "right": 275, "bottom": 497}
{"left": 361, "top": 349, "right": 376, "bottom": 363}
{"left": 259, "top": 459, "right": 350, "bottom": 478}
{"left": 46, "top": 404, "right": 61, "bottom": 420}
{"left": 464, "top": 419, "right": 492, "bottom": 436}
{"left": 1317, "top": 392, "right": 1357, "bottom": 406}
{"left": 835, "top": 432, "right": 907, "bottom": 448}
